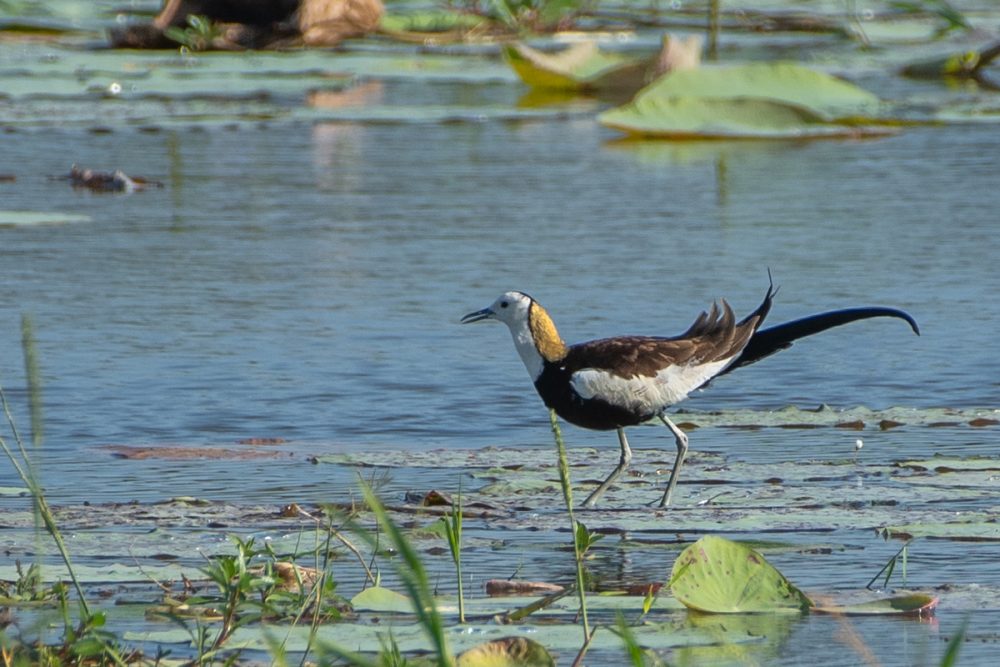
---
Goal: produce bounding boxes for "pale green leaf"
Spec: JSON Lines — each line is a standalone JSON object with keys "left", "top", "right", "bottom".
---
{"left": 812, "top": 593, "right": 938, "bottom": 616}
{"left": 670, "top": 536, "right": 812, "bottom": 613}
{"left": 456, "top": 636, "right": 555, "bottom": 667}
{"left": 350, "top": 586, "right": 414, "bottom": 613}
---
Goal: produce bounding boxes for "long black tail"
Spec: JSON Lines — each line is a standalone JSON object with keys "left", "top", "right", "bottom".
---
{"left": 721, "top": 306, "right": 920, "bottom": 375}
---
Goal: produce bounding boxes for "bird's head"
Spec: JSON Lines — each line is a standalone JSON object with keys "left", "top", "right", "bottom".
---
{"left": 460, "top": 291, "right": 533, "bottom": 328}
{"left": 462, "top": 291, "right": 567, "bottom": 371}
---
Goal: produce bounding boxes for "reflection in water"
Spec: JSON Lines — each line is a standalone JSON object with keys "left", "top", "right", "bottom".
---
{"left": 309, "top": 80, "right": 384, "bottom": 193}
{"left": 674, "top": 612, "right": 799, "bottom": 666}
{"left": 311, "top": 121, "right": 367, "bottom": 193}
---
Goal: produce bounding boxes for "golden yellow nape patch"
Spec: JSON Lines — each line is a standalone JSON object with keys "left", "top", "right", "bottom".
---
{"left": 529, "top": 303, "right": 567, "bottom": 362}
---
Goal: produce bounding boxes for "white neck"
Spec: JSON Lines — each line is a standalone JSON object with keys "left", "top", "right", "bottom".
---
{"left": 507, "top": 319, "right": 545, "bottom": 382}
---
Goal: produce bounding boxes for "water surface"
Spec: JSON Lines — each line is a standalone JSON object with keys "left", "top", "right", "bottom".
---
{"left": 1, "top": 19, "right": 999, "bottom": 665}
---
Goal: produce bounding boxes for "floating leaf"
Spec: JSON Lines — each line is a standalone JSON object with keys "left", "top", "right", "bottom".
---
{"left": 880, "top": 519, "right": 1000, "bottom": 541}
{"left": 897, "top": 455, "right": 1000, "bottom": 472}
{"left": 456, "top": 636, "right": 555, "bottom": 667}
{"left": 504, "top": 41, "right": 646, "bottom": 92}
{"left": 350, "top": 586, "right": 413, "bottom": 613}
{"left": 379, "top": 10, "right": 486, "bottom": 34}
{"left": 601, "top": 96, "right": 880, "bottom": 139}
{"left": 639, "top": 63, "right": 878, "bottom": 118}
{"left": 812, "top": 593, "right": 938, "bottom": 616}
{"left": 670, "top": 536, "right": 812, "bottom": 613}
{"left": 600, "top": 62, "right": 888, "bottom": 138}
{"left": 505, "top": 35, "right": 701, "bottom": 96}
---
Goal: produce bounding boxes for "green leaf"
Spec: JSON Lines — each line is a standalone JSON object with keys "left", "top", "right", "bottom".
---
{"left": 574, "top": 520, "right": 603, "bottom": 553}
{"left": 812, "top": 593, "right": 938, "bottom": 615}
{"left": 641, "top": 63, "right": 879, "bottom": 119}
{"left": 599, "top": 62, "right": 887, "bottom": 139}
{"left": 940, "top": 617, "right": 968, "bottom": 667}
{"left": 70, "top": 635, "right": 108, "bottom": 658}
{"left": 897, "top": 455, "right": 1000, "bottom": 471}
{"left": 456, "top": 636, "right": 555, "bottom": 667}
{"left": 379, "top": 10, "right": 486, "bottom": 34}
{"left": 601, "top": 96, "right": 870, "bottom": 139}
{"left": 669, "top": 536, "right": 812, "bottom": 613}
{"left": 503, "top": 41, "right": 647, "bottom": 92}
{"left": 350, "top": 586, "right": 414, "bottom": 613}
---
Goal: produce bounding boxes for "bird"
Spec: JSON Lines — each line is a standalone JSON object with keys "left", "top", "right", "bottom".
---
{"left": 461, "top": 274, "right": 919, "bottom": 508}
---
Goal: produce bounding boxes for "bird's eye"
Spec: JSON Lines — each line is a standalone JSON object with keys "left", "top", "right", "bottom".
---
{"left": 500, "top": 301, "right": 509, "bottom": 308}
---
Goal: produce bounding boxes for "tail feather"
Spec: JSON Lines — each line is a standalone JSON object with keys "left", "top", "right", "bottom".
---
{"left": 721, "top": 306, "right": 920, "bottom": 375}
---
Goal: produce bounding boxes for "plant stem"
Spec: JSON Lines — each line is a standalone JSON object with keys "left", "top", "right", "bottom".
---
{"left": 21, "top": 315, "right": 43, "bottom": 448}
{"left": 0, "top": 319, "right": 91, "bottom": 618}
{"left": 450, "top": 485, "right": 465, "bottom": 623}
{"left": 707, "top": 0, "right": 720, "bottom": 60}
{"left": 549, "top": 409, "right": 590, "bottom": 641}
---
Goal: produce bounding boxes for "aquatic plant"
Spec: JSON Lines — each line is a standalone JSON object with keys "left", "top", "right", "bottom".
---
{"left": 0, "top": 316, "right": 134, "bottom": 664}
{"left": 866, "top": 540, "right": 912, "bottom": 590}
{"left": 548, "top": 409, "right": 593, "bottom": 651}
{"left": 164, "top": 14, "right": 223, "bottom": 52}
{"left": 890, "top": 0, "right": 970, "bottom": 36}
{"left": 318, "top": 481, "right": 456, "bottom": 667}
{"left": 458, "top": 0, "right": 590, "bottom": 31}
{"left": 442, "top": 485, "right": 466, "bottom": 623}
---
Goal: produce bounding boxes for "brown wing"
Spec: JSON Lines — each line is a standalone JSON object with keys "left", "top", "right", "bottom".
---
{"left": 564, "top": 297, "right": 768, "bottom": 380}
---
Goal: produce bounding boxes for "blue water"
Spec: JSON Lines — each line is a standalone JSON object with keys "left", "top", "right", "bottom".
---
{"left": 2, "top": 22, "right": 1000, "bottom": 666}
{"left": 3, "top": 106, "right": 998, "bottom": 485}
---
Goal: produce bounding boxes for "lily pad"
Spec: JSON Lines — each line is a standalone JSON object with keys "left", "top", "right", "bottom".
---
{"left": 897, "top": 455, "right": 1000, "bottom": 472}
{"left": 600, "top": 96, "right": 887, "bottom": 139}
{"left": 504, "top": 41, "right": 647, "bottom": 92}
{"left": 812, "top": 593, "right": 938, "bottom": 616}
{"left": 670, "top": 536, "right": 812, "bottom": 613}
{"left": 880, "top": 518, "right": 1000, "bottom": 542}
{"left": 599, "top": 62, "right": 888, "bottom": 139}
{"left": 505, "top": 35, "right": 702, "bottom": 97}
{"left": 380, "top": 10, "right": 487, "bottom": 35}
{"left": 350, "top": 585, "right": 414, "bottom": 613}
{"left": 456, "top": 637, "right": 555, "bottom": 667}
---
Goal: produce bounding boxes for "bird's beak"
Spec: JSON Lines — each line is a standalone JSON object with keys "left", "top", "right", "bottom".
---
{"left": 461, "top": 307, "right": 493, "bottom": 324}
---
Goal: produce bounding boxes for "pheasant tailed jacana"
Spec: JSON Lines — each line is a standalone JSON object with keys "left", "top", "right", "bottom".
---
{"left": 461, "top": 276, "right": 919, "bottom": 507}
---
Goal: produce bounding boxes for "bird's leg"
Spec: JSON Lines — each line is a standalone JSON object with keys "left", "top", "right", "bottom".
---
{"left": 581, "top": 428, "right": 632, "bottom": 508}
{"left": 657, "top": 415, "right": 689, "bottom": 507}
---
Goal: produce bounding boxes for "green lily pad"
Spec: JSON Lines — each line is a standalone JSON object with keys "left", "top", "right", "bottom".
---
{"left": 640, "top": 62, "right": 880, "bottom": 118}
{"left": 670, "top": 536, "right": 812, "bottom": 613}
{"left": 600, "top": 96, "right": 886, "bottom": 139}
{"left": 897, "top": 455, "right": 1000, "bottom": 472}
{"left": 880, "top": 518, "right": 1000, "bottom": 541}
{"left": 380, "top": 10, "right": 487, "bottom": 34}
{"left": 350, "top": 585, "right": 414, "bottom": 613}
{"left": 812, "top": 593, "right": 938, "bottom": 616}
{"left": 599, "top": 62, "right": 887, "bottom": 139}
{"left": 503, "top": 41, "right": 647, "bottom": 92}
{"left": 457, "top": 637, "right": 555, "bottom": 667}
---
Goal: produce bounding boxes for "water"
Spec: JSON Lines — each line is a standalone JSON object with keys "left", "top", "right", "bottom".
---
{"left": 3, "top": 106, "right": 997, "bottom": 494}
{"left": 2, "top": 21, "right": 1000, "bottom": 664}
